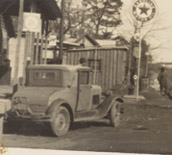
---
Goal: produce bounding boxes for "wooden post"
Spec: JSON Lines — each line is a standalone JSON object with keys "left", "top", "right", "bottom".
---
{"left": 40, "top": 34, "right": 44, "bottom": 64}
{"left": 30, "top": 33, "right": 35, "bottom": 64}
{"left": 44, "top": 37, "right": 48, "bottom": 64}
{"left": 23, "top": 31, "right": 29, "bottom": 87}
{"left": 43, "top": 21, "right": 48, "bottom": 64}
{"left": 59, "top": 0, "right": 65, "bottom": 64}
{"left": 13, "top": 0, "right": 24, "bottom": 85}
{"left": 35, "top": 33, "right": 39, "bottom": 64}
{"left": 0, "top": 102, "right": 5, "bottom": 141}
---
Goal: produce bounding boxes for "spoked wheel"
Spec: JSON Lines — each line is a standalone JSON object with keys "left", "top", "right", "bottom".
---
{"left": 50, "top": 106, "right": 70, "bottom": 137}
{"left": 109, "top": 101, "right": 122, "bottom": 127}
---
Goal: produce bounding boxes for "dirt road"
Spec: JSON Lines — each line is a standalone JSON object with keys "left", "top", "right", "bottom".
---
{"left": 2, "top": 89, "right": 172, "bottom": 154}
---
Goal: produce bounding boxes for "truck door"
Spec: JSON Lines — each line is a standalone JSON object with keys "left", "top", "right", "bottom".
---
{"left": 77, "top": 70, "right": 91, "bottom": 111}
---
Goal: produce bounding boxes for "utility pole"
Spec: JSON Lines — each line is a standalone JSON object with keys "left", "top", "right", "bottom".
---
{"left": 59, "top": 0, "right": 65, "bottom": 64}
{"left": 13, "top": 0, "right": 24, "bottom": 85}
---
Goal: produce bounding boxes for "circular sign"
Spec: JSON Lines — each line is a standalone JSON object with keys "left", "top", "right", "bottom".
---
{"left": 25, "top": 16, "right": 38, "bottom": 29}
{"left": 132, "top": 0, "right": 157, "bottom": 22}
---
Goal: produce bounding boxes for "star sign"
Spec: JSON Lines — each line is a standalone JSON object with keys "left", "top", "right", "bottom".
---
{"left": 139, "top": 4, "right": 150, "bottom": 15}
{"left": 132, "top": 0, "right": 156, "bottom": 22}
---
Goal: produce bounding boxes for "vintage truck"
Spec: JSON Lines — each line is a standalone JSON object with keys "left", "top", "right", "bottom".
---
{"left": 7, "top": 64, "right": 124, "bottom": 137}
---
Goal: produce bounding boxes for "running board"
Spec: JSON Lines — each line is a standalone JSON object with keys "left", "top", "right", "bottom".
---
{"left": 74, "top": 110, "right": 106, "bottom": 122}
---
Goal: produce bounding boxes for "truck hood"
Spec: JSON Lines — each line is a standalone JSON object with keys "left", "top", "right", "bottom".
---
{"left": 12, "top": 87, "right": 66, "bottom": 105}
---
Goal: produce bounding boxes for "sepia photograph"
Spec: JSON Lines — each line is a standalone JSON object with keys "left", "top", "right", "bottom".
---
{"left": 0, "top": 0, "right": 172, "bottom": 154}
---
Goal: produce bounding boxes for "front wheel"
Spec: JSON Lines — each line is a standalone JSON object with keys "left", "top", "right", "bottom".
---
{"left": 109, "top": 101, "right": 122, "bottom": 127}
{"left": 50, "top": 106, "right": 70, "bottom": 137}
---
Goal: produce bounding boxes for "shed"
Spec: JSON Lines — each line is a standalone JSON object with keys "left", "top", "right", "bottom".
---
{"left": 64, "top": 46, "right": 128, "bottom": 92}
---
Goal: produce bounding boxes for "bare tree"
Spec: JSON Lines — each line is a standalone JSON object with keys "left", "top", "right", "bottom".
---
{"left": 49, "top": 0, "right": 87, "bottom": 38}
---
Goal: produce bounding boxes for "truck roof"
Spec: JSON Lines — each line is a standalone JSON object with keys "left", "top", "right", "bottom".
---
{"left": 27, "top": 64, "right": 90, "bottom": 72}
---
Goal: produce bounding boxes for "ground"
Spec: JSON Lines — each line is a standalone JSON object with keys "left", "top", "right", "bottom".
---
{"left": 2, "top": 88, "right": 172, "bottom": 154}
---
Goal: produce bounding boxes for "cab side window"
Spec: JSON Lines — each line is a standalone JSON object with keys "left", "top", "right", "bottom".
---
{"left": 79, "top": 71, "right": 89, "bottom": 85}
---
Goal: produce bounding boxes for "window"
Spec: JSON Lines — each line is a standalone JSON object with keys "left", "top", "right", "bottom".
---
{"left": 88, "top": 59, "right": 101, "bottom": 72}
{"left": 34, "top": 72, "right": 55, "bottom": 80}
{"left": 79, "top": 71, "right": 89, "bottom": 85}
{"left": 29, "top": 70, "right": 63, "bottom": 87}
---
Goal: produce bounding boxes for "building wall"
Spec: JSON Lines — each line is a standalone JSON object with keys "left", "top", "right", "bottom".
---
{"left": 64, "top": 47, "right": 127, "bottom": 92}
{"left": 8, "top": 38, "right": 25, "bottom": 84}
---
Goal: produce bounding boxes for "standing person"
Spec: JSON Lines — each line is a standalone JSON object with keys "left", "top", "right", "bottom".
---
{"left": 157, "top": 67, "right": 168, "bottom": 95}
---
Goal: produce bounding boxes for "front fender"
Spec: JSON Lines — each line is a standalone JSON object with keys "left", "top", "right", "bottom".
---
{"left": 96, "top": 95, "right": 123, "bottom": 117}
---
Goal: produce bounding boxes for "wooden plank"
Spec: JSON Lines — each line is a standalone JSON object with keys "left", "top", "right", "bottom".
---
{"left": 104, "top": 49, "right": 108, "bottom": 90}
{"left": 75, "top": 51, "right": 79, "bottom": 65}
{"left": 74, "top": 52, "right": 77, "bottom": 65}
{"left": 71, "top": 52, "right": 74, "bottom": 65}
{"left": 101, "top": 49, "right": 106, "bottom": 92}
{"left": 77, "top": 51, "right": 81, "bottom": 64}
{"left": 66, "top": 53, "right": 69, "bottom": 64}
{"left": 112, "top": 49, "right": 117, "bottom": 86}
{"left": 99, "top": 50, "right": 103, "bottom": 89}
{"left": 93, "top": 49, "right": 96, "bottom": 85}
{"left": 122, "top": 51, "right": 125, "bottom": 82}
{"left": 97, "top": 49, "right": 101, "bottom": 86}
{"left": 124, "top": 51, "right": 127, "bottom": 82}
{"left": 69, "top": 53, "right": 72, "bottom": 64}
{"left": 40, "top": 34, "right": 44, "bottom": 64}
{"left": 86, "top": 50, "right": 90, "bottom": 60}
{"left": 44, "top": 36, "right": 48, "bottom": 64}
{"left": 120, "top": 50, "right": 125, "bottom": 83}
{"left": 90, "top": 50, "right": 94, "bottom": 84}
{"left": 30, "top": 32, "right": 35, "bottom": 64}
{"left": 23, "top": 31, "right": 29, "bottom": 86}
{"left": 67, "top": 52, "right": 70, "bottom": 64}
{"left": 35, "top": 33, "right": 39, "bottom": 64}
{"left": 109, "top": 49, "right": 113, "bottom": 90}
{"left": 13, "top": 0, "right": 24, "bottom": 84}
{"left": 73, "top": 52, "right": 75, "bottom": 65}
{"left": 117, "top": 50, "right": 123, "bottom": 84}
{"left": 115, "top": 50, "right": 119, "bottom": 84}
{"left": 104, "top": 49, "right": 108, "bottom": 91}
{"left": 96, "top": 49, "right": 100, "bottom": 85}
{"left": 117, "top": 50, "right": 121, "bottom": 84}
{"left": 107, "top": 49, "right": 111, "bottom": 90}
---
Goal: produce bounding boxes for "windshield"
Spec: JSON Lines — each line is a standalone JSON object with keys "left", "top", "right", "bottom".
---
{"left": 27, "top": 69, "right": 63, "bottom": 87}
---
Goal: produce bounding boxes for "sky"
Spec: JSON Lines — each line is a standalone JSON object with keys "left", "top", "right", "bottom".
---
{"left": 72, "top": 0, "right": 172, "bottom": 63}
{"left": 119, "top": 0, "right": 172, "bottom": 63}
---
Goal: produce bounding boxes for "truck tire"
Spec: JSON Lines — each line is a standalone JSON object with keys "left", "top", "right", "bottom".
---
{"left": 50, "top": 106, "right": 70, "bottom": 137}
{"left": 110, "top": 101, "right": 122, "bottom": 127}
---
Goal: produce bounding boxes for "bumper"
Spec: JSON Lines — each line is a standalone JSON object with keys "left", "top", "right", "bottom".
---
{"left": 7, "top": 111, "right": 51, "bottom": 122}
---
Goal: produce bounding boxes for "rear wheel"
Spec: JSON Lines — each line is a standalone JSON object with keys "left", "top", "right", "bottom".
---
{"left": 50, "top": 106, "right": 70, "bottom": 137}
{"left": 109, "top": 101, "right": 122, "bottom": 127}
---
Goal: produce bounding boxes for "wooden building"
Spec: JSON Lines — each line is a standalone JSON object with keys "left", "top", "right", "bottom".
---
{"left": 64, "top": 46, "right": 128, "bottom": 92}
{"left": 0, "top": 0, "right": 61, "bottom": 84}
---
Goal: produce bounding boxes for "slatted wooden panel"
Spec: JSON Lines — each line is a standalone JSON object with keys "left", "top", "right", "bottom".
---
{"left": 65, "top": 47, "right": 127, "bottom": 92}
